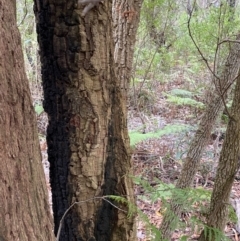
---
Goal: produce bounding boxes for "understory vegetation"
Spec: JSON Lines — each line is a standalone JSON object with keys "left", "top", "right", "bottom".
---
{"left": 17, "top": 0, "right": 240, "bottom": 240}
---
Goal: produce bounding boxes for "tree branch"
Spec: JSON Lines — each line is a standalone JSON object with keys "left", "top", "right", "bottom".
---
{"left": 56, "top": 196, "right": 128, "bottom": 241}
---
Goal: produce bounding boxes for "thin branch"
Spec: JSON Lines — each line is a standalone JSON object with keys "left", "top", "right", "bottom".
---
{"left": 218, "top": 39, "right": 240, "bottom": 45}
{"left": 187, "top": 1, "right": 219, "bottom": 81}
{"left": 17, "top": 0, "right": 28, "bottom": 27}
{"left": 56, "top": 196, "right": 127, "bottom": 241}
{"left": 213, "top": 3, "right": 232, "bottom": 119}
{"left": 187, "top": 1, "right": 235, "bottom": 119}
{"left": 137, "top": 46, "right": 158, "bottom": 95}
{"left": 101, "top": 196, "right": 128, "bottom": 213}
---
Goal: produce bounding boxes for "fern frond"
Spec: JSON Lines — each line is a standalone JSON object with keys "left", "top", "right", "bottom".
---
{"left": 165, "top": 94, "right": 205, "bottom": 108}
{"left": 130, "top": 123, "right": 192, "bottom": 146}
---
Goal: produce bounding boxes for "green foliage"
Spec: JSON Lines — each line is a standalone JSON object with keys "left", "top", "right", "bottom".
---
{"left": 133, "top": 176, "right": 175, "bottom": 201}
{"left": 133, "top": 176, "right": 238, "bottom": 240}
{"left": 229, "top": 205, "right": 238, "bottom": 224}
{"left": 17, "top": 0, "right": 39, "bottom": 83}
{"left": 169, "top": 89, "right": 193, "bottom": 98}
{"left": 135, "top": 0, "right": 240, "bottom": 83}
{"left": 164, "top": 93, "right": 205, "bottom": 108}
{"left": 221, "top": 114, "right": 229, "bottom": 124}
{"left": 107, "top": 195, "right": 137, "bottom": 218}
{"left": 137, "top": 208, "right": 162, "bottom": 240}
{"left": 133, "top": 0, "right": 182, "bottom": 77}
{"left": 108, "top": 194, "right": 162, "bottom": 240}
{"left": 134, "top": 177, "right": 211, "bottom": 206}
{"left": 202, "top": 225, "right": 231, "bottom": 241}
{"left": 137, "top": 89, "right": 156, "bottom": 109}
{"left": 109, "top": 176, "right": 236, "bottom": 240}
{"left": 129, "top": 124, "right": 192, "bottom": 146}
{"left": 132, "top": 177, "right": 211, "bottom": 240}
{"left": 180, "top": 235, "right": 188, "bottom": 241}
{"left": 34, "top": 104, "right": 44, "bottom": 115}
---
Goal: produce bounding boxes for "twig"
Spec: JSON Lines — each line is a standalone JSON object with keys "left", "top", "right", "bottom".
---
{"left": 56, "top": 196, "right": 127, "bottom": 241}
{"left": 187, "top": 1, "right": 219, "bottom": 81}
{"left": 187, "top": 1, "right": 235, "bottom": 120}
{"left": 17, "top": 0, "right": 28, "bottom": 27}
{"left": 218, "top": 39, "right": 240, "bottom": 45}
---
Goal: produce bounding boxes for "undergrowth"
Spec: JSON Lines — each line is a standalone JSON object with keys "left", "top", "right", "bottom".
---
{"left": 110, "top": 176, "right": 237, "bottom": 241}
{"left": 129, "top": 123, "right": 194, "bottom": 146}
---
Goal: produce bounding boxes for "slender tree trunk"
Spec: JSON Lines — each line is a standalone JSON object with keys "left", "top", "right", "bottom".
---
{"left": 159, "top": 35, "right": 240, "bottom": 240}
{"left": 0, "top": 1, "right": 54, "bottom": 240}
{"left": 34, "top": 0, "right": 136, "bottom": 240}
{"left": 198, "top": 69, "right": 240, "bottom": 241}
{"left": 112, "top": 0, "right": 143, "bottom": 107}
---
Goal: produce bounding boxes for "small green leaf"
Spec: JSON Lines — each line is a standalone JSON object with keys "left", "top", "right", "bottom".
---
{"left": 34, "top": 105, "right": 44, "bottom": 115}
{"left": 180, "top": 235, "right": 189, "bottom": 241}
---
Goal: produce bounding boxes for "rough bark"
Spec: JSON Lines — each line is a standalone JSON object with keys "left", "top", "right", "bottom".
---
{"left": 159, "top": 35, "right": 240, "bottom": 240}
{"left": 0, "top": 1, "right": 54, "bottom": 240}
{"left": 198, "top": 69, "right": 240, "bottom": 241}
{"left": 34, "top": 0, "right": 136, "bottom": 240}
{"left": 112, "top": 0, "right": 143, "bottom": 106}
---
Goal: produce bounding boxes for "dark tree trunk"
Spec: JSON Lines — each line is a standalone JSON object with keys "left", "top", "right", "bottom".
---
{"left": 34, "top": 0, "right": 136, "bottom": 240}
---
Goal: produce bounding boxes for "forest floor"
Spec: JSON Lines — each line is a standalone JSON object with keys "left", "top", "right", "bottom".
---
{"left": 35, "top": 68, "right": 240, "bottom": 241}
{"left": 127, "top": 69, "right": 240, "bottom": 241}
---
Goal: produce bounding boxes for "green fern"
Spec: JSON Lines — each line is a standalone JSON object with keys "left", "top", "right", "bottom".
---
{"left": 108, "top": 180, "right": 235, "bottom": 241}
{"left": 164, "top": 93, "right": 205, "bottom": 108}
{"left": 108, "top": 194, "right": 162, "bottom": 240}
{"left": 133, "top": 177, "right": 237, "bottom": 240}
{"left": 202, "top": 225, "right": 231, "bottom": 241}
{"left": 129, "top": 123, "right": 192, "bottom": 146}
{"left": 134, "top": 177, "right": 211, "bottom": 207}
{"left": 133, "top": 177, "right": 175, "bottom": 201}
{"left": 170, "top": 88, "right": 193, "bottom": 98}
{"left": 107, "top": 195, "right": 137, "bottom": 218}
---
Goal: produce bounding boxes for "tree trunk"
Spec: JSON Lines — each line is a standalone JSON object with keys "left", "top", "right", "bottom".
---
{"left": 159, "top": 35, "right": 240, "bottom": 240}
{"left": 0, "top": 1, "right": 54, "bottom": 240}
{"left": 34, "top": 0, "right": 136, "bottom": 240}
{"left": 112, "top": 0, "right": 143, "bottom": 106}
{"left": 198, "top": 68, "right": 240, "bottom": 241}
